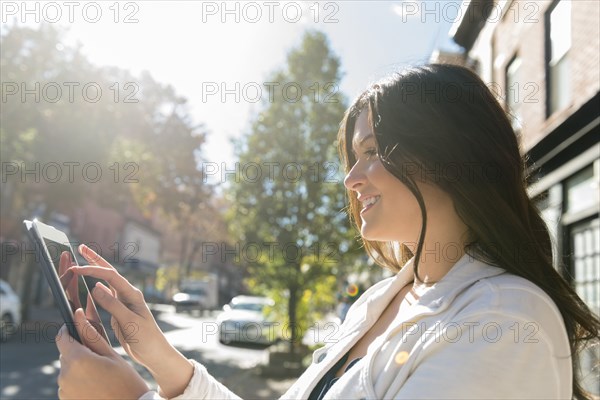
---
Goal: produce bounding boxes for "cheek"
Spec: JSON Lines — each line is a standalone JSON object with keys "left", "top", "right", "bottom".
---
{"left": 368, "top": 158, "right": 395, "bottom": 183}
{"left": 370, "top": 162, "right": 413, "bottom": 200}
{"left": 381, "top": 175, "right": 423, "bottom": 226}
{"left": 387, "top": 190, "right": 421, "bottom": 222}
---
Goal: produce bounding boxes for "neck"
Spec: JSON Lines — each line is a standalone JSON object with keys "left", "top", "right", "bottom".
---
{"left": 408, "top": 230, "right": 469, "bottom": 288}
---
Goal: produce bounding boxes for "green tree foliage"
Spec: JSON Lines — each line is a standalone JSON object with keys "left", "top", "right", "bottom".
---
{"left": 0, "top": 24, "right": 213, "bottom": 315}
{"left": 1, "top": 24, "right": 209, "bottom": 221}
{"left": 226, "top": 31, "right": 358, "bottom": 352}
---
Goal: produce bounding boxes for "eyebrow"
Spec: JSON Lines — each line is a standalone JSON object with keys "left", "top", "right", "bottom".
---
{"left": 351, "top": 134, "right": 375, "bottom": 156}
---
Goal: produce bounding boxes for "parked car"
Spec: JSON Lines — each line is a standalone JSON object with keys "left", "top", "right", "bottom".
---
{"left": 172, "top": 285, "right": 208, "bottom": 313}
{"left": 217, "top": 295, "right": 278, "bottom": 345}
{"left": 0, "top": 280, "right": 21, "bottom": 342}
{"left": 143, "top": 287, "right": 168, "bottom": 304}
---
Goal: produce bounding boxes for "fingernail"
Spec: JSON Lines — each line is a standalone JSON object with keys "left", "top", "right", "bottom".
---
{"left": 93, "top": 285, "right": 106, "bottom": 299}
{"left": 74, "top": 308, "right": 85, "bottom": 320}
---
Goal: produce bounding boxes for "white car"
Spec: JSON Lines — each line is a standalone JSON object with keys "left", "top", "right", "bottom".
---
{"left": 217, "top": 296, "right": 278, "bottom": 345}
{"left": 0, "top": 280, "right": 21, "bottom": 342}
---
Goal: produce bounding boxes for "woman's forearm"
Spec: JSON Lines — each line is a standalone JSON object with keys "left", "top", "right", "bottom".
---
{"left": 145, "top": 341, "right": 194, "bottom": 399}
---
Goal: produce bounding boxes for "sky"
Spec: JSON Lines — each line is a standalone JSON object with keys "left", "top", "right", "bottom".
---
{"left": 2, "top": 0, "right": 463, "bottom": 165}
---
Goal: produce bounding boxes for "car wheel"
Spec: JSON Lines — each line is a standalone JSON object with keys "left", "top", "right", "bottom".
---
{"left": 219, "top": 328, "right": 233, "bottom": 345}
{"left": 0, "top": 314, "right": 14, "bottom": 342}
{"left": 219, "top": 334, "right": 233, "bottom": 345}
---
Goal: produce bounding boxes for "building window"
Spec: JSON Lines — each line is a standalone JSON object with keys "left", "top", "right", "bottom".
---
{"left": 506, "top": 55, "right": 522, "bottom": 132}
{"left": 564, "top": 161, "right": 600, "bottom": 396}
{"left": 571, "top": 218, "right": 600, "bottom": 314}
{"left": 546, "top": 0, "right": 572, "bottom": 115}
{"left": 569, "top": 218, "right": 600, "bottom": 395}
{"left": 565, "top": 164, "right": 599, "bottom": 214}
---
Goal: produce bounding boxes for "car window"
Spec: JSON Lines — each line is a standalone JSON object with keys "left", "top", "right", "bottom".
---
{"left": 231, "top": 303, "right": 264, "bottom": 312}
{"left": 182, "top": 288, "right": 205, "bottom": 295}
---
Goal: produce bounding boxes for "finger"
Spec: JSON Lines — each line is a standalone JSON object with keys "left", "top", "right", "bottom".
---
{"left": 73, "top": 308, "right": 113, "bottom": 357}
{"left": 59, "top": 253, "right": 79, "bottom": 302}
{"left": 60, "top": 270, "right": 81, "bottom": 310}
{"left": 110, "top": 317, "right": 126, "bottom": 347}
{"left": 70, "top": 266, "right": 138, "bottom": 301}
{"left": 79, "top": 244, "right": 116, "bottom": 271}
{"left": 55, "top": 324, "right": 80, "bottom": 356}
{"left": 91, "top": 282, "right": 138, "bottom": 324}
{"left": 59, "top": 268, "right": 74, "bottom": 289}
{"left": 85, "top": 293, "right": 101, "bottom": 325}
{"left": 78, "top": 244, "right": 120, "bottom": 294}
{"left": 66, "top": 267, "right": 82, "bottom": 310}
{"left": 110, "top": 316, "right": 132, "bottom": 349}
{"left": 113, "top": 323, "right": 132, "bottom": 353}
{"left": 59, "top": 251, "right": 71, "bottom": 276}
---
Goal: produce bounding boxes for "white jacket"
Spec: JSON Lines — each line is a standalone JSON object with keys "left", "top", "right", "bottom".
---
{"left": 143, "top": 253, "right": 572, "bottom": 399}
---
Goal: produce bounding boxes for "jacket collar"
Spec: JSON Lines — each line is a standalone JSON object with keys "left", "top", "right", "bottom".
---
{"left": 289, "top": 254, "right": 507, "bottom": 400}
{"left": 418, "top": 253, "right": 505, "bottom": 306}
{"left": 360, "top": 252, "right": 506, "bottom": 324}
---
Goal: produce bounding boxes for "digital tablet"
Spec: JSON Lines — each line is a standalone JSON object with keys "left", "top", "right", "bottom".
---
{"left": 24, "top": 219, "right": 110, "bottom": 345}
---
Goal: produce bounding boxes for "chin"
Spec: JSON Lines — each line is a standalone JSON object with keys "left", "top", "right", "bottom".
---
{"left": 361, "top": 223, "right": 413, "bottom": 244}
{"left": 360, "top": 225, "right": 388, "bottom": 242}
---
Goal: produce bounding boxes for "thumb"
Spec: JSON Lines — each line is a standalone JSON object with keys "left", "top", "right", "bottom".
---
{"left": 73, "top": 308, "right": 114, "bottom": 357}
{"left": 91, "top": 282, "right": 136, "bottom": 324}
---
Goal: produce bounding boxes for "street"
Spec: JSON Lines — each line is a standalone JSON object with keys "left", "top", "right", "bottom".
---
{"left": 0, "top": 306, "right": 298, "bottom": 399}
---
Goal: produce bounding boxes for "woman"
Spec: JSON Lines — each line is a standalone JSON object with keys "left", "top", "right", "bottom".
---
{"left": 56, "top": 64, "right": 599, "bottom": 399}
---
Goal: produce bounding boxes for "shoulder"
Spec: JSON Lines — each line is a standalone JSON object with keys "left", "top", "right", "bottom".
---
{"left": 365, "top": 266, "right": 573, "bottom": 399}
{"left": 460, "top": 273, "right": 562, "bottom": 319}
{"left": 450, "top": 272, "right": 570, "bottom": 354}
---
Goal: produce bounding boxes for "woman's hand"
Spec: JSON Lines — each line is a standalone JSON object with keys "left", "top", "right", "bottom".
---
{"left": 56, "top": 308, "right": 149, "bottom": 399}
{"left": 58, "top": 251, "right": 105, "bottom": 337}
{"left": 69, "top": 244, "right": 194, "bottom": 398}
{"left": 58, "top": 251, "right": 81, "bottom": 311}
{"left": 68, "top": 244, "right": 164, "bottom": 367}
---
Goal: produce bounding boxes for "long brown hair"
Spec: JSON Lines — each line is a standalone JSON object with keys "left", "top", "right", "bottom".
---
{"left": 338, "top": 64, "right": 599, "bottom": 399}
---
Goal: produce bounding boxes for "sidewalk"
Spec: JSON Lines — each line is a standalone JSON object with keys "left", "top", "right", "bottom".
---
{"left": 21, "top": 305, "right": 300, "bottom": 399}
{"left": 28, "top": 305, "right": 62, "bottom": 320}
{"left": 222, "top": 368, "right": 298, "bottom": 399}
{"left": 131, "top": 357, "right": 298, "bottom": 400}
{"left": 21, "top": 305, "right": 63, "bottom": 329}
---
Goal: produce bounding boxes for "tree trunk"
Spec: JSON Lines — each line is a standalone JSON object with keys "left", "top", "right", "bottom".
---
{"left": 287, "top": 282, "right": 298, "bottom": 355}
{"left": 184, "top": 240, "right": 201, "bottom": 277}
{"left": 177, "top": 220, "right": 190, "bottom": 288}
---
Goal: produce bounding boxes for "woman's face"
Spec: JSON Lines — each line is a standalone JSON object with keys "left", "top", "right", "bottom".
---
{"left": 344, "top": 110, "right": 455, "bottom": 246}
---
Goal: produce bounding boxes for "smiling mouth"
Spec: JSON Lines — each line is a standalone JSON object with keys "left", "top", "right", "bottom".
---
{"left": 360, "top": 196, "right": 380, "bottom": 214}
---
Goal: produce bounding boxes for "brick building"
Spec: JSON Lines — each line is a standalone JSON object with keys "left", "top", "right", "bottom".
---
{"left": 443, "top": 0, "right": 599, "bottom": 393}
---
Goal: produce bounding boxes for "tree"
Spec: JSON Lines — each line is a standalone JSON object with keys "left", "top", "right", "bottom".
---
{"left": 0, "top": 23, "right": 215, "bottom": 317}
{"left": 227, "top": 31, "right": 357, "bottom": 353}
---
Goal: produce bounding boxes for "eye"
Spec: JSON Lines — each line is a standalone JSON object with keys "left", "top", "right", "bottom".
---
{"left": 364, "top": 148, "right": 378, "bottom": 158}
{"left": 350, "top": 146, "right": 378, "bottom": 163}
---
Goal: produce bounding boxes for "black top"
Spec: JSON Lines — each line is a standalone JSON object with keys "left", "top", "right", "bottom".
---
{"left": 308, "top": 352, "right": 362, "bottom": 400}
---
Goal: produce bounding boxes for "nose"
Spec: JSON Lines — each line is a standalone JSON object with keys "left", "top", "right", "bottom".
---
{"left": 344, "top": 161, "right": 366, "bottom": 191}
